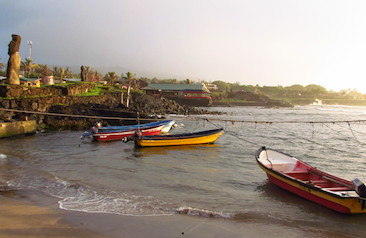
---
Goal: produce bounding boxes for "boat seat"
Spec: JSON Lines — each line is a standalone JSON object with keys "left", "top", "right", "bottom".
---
{"left": 285, "top": 170, "right": 308, "bottom": 174}
{"left": 324, "top": 187, "right": 353, "bottom": 191}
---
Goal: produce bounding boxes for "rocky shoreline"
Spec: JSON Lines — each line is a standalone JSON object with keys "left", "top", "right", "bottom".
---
{"left": 0, "top": 91, "right": 220, "bottom": 132}
{"left": 0, "top": 83, "right": 291, "bottom": 133}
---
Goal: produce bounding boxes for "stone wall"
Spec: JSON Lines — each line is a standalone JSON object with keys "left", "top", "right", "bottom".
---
{"left": 0, "top": 83, "right": 95, "bottom": 98}
{"left": 0, "top": 93, "right": 120, "bottom": 113}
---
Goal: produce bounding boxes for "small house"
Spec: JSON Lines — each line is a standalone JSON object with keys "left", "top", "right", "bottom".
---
{"left": 142, "top": 83, "right": 212, "bottom": 106}
{"left": 20, "top": 77, "right": 41, "bottom": 87}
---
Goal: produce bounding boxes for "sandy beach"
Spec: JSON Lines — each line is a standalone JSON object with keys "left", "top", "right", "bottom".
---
{"left": 0, "top": 189, "right": 310, "bottom": 238}
{"left": 0, "top": 188, "right": 360, "bottom": 238}
{"left": 0, "top": 190, "right": 101, "bottom": 237}
{"left": 0, "top": 189, "right": 254, "bottom": 238}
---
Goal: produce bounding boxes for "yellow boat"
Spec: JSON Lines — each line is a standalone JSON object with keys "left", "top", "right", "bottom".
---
{"left": 135, "top": 128, "right": 224, "bottom": 147}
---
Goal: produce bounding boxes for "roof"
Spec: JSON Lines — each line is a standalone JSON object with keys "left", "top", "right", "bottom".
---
{"left": 20, "top": 77, "right": 41, "bottom": 82}
{"left": 142, "top": 83, "right": 210, "bottom": 93}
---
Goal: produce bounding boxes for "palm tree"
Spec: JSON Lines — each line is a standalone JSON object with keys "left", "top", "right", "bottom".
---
{"left": 123, "top": 72, "right": 138, "bottom": 108}
{"left": 104, "top": 72, "right": 119, "bottom": 85}
{"left": 125, "top": 72, "right": 138, "bottom": 88}
{"left": 38, "top": 64, "right": 52, "bottom": 77}
{"left": 21, "top": 58, "right": 35, "bottom": 77}
{"left": 184, "top": 78, "right": 192, "bottom": 84}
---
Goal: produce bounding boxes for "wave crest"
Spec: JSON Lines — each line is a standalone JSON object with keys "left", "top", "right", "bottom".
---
{"left": 176, "top": 206, "right": 233, "bottom": 219}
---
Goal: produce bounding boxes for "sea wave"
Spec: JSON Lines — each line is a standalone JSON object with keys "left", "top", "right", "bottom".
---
{"left": 5, "top": 168, "right": 173, "bottom": 216}
{"left": 175, "top": 206, "right": 234, "bottom": 219}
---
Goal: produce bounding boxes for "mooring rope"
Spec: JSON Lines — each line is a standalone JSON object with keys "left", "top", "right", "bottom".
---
{"left": 269, "top": 123, "right": 359, "bottom": 155}
{"left": 1, "top": 107, "right": 365, "bottom": 154}
{"left": 336, "top": 122, "right": 366, "bottom": 136}
{"left": 203, "top": 118, "right": 260, "bottom": 146}
{"left": 347, "top": 122, "right": 365, "bottom": 145}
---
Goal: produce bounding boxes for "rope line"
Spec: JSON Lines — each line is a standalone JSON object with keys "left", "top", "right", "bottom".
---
{"left": 2, "top": 107, "right": 363, "bottom": 155}
{"left": 347, "top": 122, "right": 365, "bottom": 145}
{"left": 322, "top": 123, "right": 353, "bottom": 140}
{"left": 336, "top": 123, "right": 366, "bottom": 136}
{"left": 3, "top": 108, "right": 366, "bottom": 125}
{"left": 199, "top": 116, "right": 365, "bottom": 154}
{"left": 183, "top": 115, "right": 366, "bottom": 125}
{"left": 224, "top": 130, "right": 260, "bottom": 146}
{"left": 270, "top": 123, "right": 357, "bottom": 155}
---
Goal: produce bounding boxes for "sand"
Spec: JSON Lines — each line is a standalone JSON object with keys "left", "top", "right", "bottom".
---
{"left": 0, "top": 191, "right": 100, "bottom": 237}
{"left": 0, "top": 189, "right": 272, "bottom": 238}
{"left": 0, "top": 189, "right": 353, "bottom": 238}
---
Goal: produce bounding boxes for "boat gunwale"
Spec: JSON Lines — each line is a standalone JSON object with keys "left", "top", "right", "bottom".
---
{"left": 98, "top": 120, "right": 174, "bottom": 132}
{"left": 93, "top": 125, "right": 165, "bottom": 136}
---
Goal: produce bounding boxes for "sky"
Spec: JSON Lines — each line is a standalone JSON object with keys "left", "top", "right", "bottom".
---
{"left": 1, "top": 0, "right": 366, "bottom": 92}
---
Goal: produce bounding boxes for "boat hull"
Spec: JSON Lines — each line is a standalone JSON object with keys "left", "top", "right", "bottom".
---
{"left": 256, "top": 147, "right": 366, "bottom": 214}
{"left": 135, "top": 129, "right": 224, "bottom": 147}
{"left": 93, "top": 125, "right": 164, "bottom": 142}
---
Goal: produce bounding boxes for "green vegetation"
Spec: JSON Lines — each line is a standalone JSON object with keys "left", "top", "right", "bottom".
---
{"left": 76, "top": 86, "right": 102, "bottom": 96}
{"left": 207, "top": 81, "right": 366, "bottom": 106}
{"left": 2, "top": 56, "right": 365, "bottom": 106}
{"left": 219, "top": 98, "right": 255, "bottom": 103}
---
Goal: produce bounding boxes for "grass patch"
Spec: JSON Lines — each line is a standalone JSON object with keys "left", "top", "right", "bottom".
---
{"left": 76, "top": 86, "right": 102, "bottom": 96}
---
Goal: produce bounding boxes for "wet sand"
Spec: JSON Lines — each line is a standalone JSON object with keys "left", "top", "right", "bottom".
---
{"left": 0, "top": 189, "right": 284, "bottom": 238}
{"left": 0, "top": 189, "right": 355, "bottom": 238}
{"left": 0, "top": 190, "right": 100, "bottom": 237}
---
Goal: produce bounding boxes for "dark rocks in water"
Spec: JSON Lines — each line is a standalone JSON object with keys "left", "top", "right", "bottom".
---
{"left": 44, "top": 94, "right": 221, "bottom": 130}
{"left": 130, "top": 94, "right": 212, "bottom": 115}
{"left": 212, "top": 91, "right": 293, "bottom": 108}
{"left": 46, "top": 103, "right": 138, "bottom": 129}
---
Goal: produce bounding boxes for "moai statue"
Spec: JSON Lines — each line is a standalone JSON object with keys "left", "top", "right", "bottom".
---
{"left": 6, "top": 34, "right": 22, "bottom": 85}
{"left": 81, "top": 65, "right": 87, "bottom": 82}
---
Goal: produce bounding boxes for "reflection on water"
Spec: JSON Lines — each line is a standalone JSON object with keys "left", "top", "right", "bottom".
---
{"left": 134, "top": 144, "right": 220, "bottom": 157}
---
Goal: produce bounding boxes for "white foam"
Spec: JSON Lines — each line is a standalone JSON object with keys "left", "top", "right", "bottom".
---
{"left": 176, "top": 206, "right": 234, "bottom": 219}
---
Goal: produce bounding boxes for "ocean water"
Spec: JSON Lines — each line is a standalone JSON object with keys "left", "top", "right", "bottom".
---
{"left": 1, "top": 105, "right": 366, "bottom": 237}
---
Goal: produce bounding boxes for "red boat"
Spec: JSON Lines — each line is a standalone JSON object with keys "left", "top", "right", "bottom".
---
{"left": 256, "top": 147, "right": 366, "bottom": 214}
{"left": 93, "top": 125, "right": 164, "bottom": 142}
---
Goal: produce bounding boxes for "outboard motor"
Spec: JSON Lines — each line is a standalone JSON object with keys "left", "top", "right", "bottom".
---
{"left": 80, "top": 121, "right": 102, "bottom": 139}
{"left": 352, "top": 178, "right": 366, "bottom": 198}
